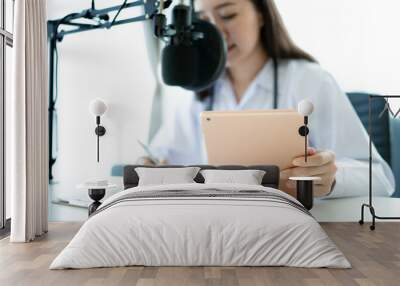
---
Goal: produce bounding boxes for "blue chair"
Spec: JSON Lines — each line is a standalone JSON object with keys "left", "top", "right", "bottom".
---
{"left": 111, "top": 165, "right": 125, "bottom": 177}
{"left": 347, "top": 92, "right": 400, "bottom": 197}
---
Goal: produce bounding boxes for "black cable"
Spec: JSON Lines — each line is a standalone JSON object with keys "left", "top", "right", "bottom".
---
{"left": 190, "top": 0, "right": 195, "bottom": 18}
{"left": 273, "top": 58, "right": 278, "bottom": 109}
{"left": 53, "top": 44, "right": 59, "bottom": 161}
{"left": 48, "top": 40, "right": 60, "bottom": 177}
{"left": 110, "top": 0, "right": 128, "bottom": 27}
{"left": 54, "top": 44, "right": 59, "bottom": 103}
{"left": 59, "top": 12, "right": 81, "bottom": 25}
{"left": 207, "top": 91, "right": 214, "bottom": 111}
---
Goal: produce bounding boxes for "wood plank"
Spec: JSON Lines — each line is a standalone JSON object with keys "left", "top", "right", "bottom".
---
{"left": 0, "top": 222, "right": 399, "bottom": 286}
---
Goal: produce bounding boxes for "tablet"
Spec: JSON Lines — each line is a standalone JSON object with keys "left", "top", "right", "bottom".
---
{"left": 200, "top": 109, "right": 305, "bottom": 170}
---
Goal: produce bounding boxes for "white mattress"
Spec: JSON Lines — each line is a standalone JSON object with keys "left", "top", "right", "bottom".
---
{"left": 50, "top": 183, "right": 350, "bottom": 269}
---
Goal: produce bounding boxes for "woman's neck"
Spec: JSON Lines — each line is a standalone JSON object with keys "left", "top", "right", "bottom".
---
{"left": 228, "top": 46, "right": 268, "bottom": 103}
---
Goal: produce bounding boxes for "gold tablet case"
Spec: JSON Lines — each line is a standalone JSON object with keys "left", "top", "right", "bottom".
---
{"left": 201, "top": 109, "right": 305, "bottom": 170}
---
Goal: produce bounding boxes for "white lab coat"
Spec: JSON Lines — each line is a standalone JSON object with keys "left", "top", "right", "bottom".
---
{"left": 150, "top": 59, "right": 395, "bottom": 198}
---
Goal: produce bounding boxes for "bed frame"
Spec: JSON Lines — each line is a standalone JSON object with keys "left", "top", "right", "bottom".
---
{"left": 123, "top": 165, "right": 280, "bottom": 189}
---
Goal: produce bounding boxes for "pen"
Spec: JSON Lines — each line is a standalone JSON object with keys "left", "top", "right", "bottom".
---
{"left": 137, "top": 140, "right": 160, "bottom": 164}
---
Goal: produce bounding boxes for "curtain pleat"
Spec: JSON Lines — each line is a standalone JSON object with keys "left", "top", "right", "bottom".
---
{"left": 10, "top": 0, "right": 48, "bottom": 243}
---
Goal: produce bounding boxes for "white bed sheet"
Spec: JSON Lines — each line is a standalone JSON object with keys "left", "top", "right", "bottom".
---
{"left": 50, "top": 183, "right": 350, "bottom": 269}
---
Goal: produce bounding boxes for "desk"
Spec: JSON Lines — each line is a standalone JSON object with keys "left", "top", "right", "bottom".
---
{"left": 49, "top": 186, "right": 400, "bottom": 223}
{"left": 312, "top": 196, "right": 400, "bottom": 222}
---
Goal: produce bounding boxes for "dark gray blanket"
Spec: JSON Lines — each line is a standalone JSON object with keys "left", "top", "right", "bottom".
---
{"left": 92, "top": 189, "right": 311, "bottom": 217}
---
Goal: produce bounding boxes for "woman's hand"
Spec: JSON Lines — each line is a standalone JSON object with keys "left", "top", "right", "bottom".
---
{"left": 280, "top": 148, "right": 337, "bottom": 197}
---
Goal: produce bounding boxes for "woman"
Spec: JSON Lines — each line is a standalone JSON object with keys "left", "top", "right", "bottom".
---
{"left": 146, "top": 0, "right": 394, "bottom": 198}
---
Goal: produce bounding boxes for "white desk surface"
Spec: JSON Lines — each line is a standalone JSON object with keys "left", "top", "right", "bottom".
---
{"left": 312, "top": 196, "right": 400, "bottom": 222}
{"left": 49, "top": 184, "right": 400, "bottom": 222}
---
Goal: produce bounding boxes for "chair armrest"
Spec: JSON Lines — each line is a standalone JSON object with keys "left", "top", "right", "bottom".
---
{"left": 111, "top": 164, "right": 124, "bottom": 177}
{"left": 390, "top": 117, "right": 400, "bottom": 197}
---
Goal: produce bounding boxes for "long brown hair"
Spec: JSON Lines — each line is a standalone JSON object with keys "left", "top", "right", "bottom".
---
{"left": 196, "top": 0, "right": 316, "bottom": 101}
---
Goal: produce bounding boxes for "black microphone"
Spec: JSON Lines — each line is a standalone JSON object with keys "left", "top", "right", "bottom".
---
{"left": 155, "top": 4, "right": 226, "bottom": 92}
{"left": 161, "top": 5, "right": 199, "bottom": 87}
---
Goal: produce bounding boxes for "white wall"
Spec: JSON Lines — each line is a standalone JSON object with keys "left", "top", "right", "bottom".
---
{"left": 47, "top": 0, "right": 400, "bottom": 205}
{"left": 162, "top": 0, "right": 400, "bottom": 117}
{"left": 276, "top": 0, "right": 400, "bottom": 109}
{"left": 47, "top": 0, "right": 156, "bottom": 201}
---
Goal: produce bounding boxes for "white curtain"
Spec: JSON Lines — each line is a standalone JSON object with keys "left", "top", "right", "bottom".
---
{"left": 10, "top": 0, "right": 48, "bottom": 242}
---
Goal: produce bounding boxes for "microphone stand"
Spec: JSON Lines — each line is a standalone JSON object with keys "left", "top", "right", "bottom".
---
{"left": 47, "top": 0, "right": 172, "bottom": 178}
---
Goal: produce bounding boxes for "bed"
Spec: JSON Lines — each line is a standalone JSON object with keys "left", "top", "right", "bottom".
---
{"left": 50, "top": 165, "right": 350, "bottom": 269}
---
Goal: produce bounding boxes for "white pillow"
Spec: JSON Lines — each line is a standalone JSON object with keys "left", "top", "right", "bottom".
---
{"left": 135, "top": 167, "right": 201, "bottom": 186}
{"left": 200, "top": 169, "right": 266, "bottom": 185}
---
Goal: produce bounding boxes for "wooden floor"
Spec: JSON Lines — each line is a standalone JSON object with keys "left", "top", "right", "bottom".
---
{"left": 0, "top": 222, "right": 399, "bottom": 286}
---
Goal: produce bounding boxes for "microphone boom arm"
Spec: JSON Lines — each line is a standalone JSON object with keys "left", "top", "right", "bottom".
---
{"left": 48, "top": 0, "right": 172, "bottom": 41}
{"left": 47, "top": 0, "right": 212, "bottom": 180}
{"left": 47, "top": 0, "right": 172, "bottom": 180}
